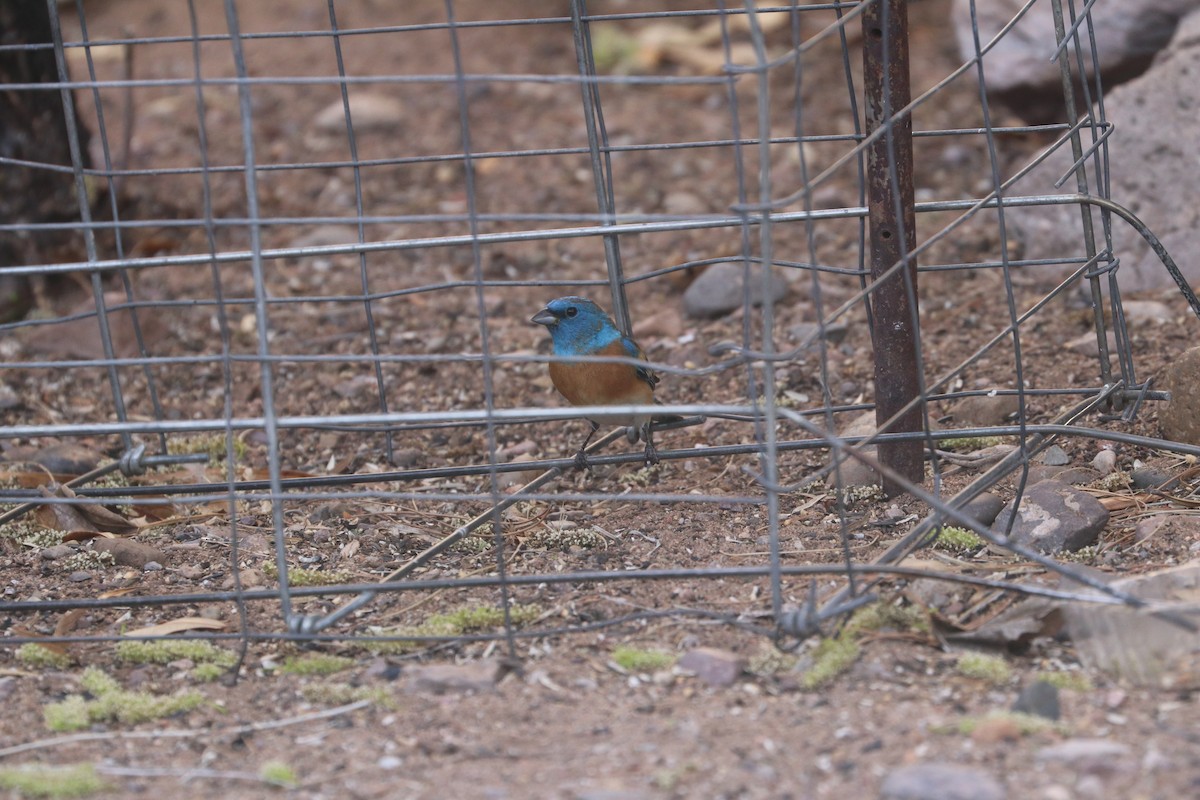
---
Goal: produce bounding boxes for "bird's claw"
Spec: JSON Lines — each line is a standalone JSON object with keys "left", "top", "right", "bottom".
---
{"left": 573, "top": 450, "right": 591, "bottom": 471}
{"left": 642, "top": 440, "right": 659, "bottom": 466}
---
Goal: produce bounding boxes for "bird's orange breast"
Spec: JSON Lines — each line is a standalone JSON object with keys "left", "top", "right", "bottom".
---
{"left": 548, "top": 339, "right": 655, "bottom": 409}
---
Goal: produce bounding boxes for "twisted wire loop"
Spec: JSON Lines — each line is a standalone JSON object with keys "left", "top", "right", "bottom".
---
{"left": 0, "top": 1, "right": 1194, "bottom": 669}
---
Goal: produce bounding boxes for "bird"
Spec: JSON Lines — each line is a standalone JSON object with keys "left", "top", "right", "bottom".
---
{"left": 531, "top": 296, "right": 665, "bottom": 469}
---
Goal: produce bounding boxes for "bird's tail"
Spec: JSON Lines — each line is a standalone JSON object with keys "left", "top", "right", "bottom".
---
{"left": 627, "top": 412, "right": 688, "bottom": 443}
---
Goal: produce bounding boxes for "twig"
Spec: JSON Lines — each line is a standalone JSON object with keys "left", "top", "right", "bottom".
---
{"left": 95, "top": 765, "right": 283, "bottom": 785}
{"left": 0, "top": 699, "right": 371, "bottom": 759}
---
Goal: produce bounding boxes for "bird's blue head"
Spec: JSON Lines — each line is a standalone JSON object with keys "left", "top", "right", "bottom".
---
{"left": 531, "top": 296, "right": 622, "bottom": 354}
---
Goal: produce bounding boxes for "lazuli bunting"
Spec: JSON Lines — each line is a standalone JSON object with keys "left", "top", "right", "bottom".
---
{"left": 531, "top": 296, "right": 662, "bottom": 469}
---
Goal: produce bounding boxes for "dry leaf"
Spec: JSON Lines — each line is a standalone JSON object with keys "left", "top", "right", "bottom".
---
{"left": 53, "top": 609, "right": 86, "bottom": 638}
{"left": 76, "top": 502, "right": 140, "bottom": 534}
{"left": 10, "top": 628, "right": 70, "bottom": 657}
{"left": 250, "top": 468, "right": 315, "bottom": 480}
{"left": 124, "top": 617, "right": 226, "bottom": 637}
{"left": 0, "top": 469, "right": 57, "bottom": 489}
{"left": 939, "top": 597, "right": 1064, "bottom": 650}
{"left": 33, "top": 481, "right": 140, "bottom": 535}
{"left": 1098, "top": 495, "right": 1145, "bottom": 512}
{"left": 97, "top": 587, "right": 138, "bottom": 599}
{"left": 35, "top": 487, "right": 95, "bottom": 532}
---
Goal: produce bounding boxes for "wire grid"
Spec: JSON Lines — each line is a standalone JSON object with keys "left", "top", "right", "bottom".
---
{"left": 2, "top": 0, "right": 1199, "bottom": 659}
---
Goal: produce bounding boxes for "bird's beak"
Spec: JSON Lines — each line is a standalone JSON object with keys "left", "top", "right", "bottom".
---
{"left": 530, "top": 308, "right": 556, "bottom": 326}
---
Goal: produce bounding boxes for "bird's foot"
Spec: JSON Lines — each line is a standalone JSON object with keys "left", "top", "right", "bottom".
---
{"left": 642, "top": 440, "right": 660, "bottom": 466}
{"left": 573, "top": 450, "right": 591, "bottom": 471}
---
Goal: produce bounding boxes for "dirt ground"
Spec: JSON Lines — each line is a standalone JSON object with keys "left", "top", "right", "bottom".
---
{"left": 2, "top": 1, "right": 1199, "bottom": 798}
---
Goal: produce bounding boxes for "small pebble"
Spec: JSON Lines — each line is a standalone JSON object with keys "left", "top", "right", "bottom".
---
{"left": 68, "top": 571, "right": 92, "bottom": 582}
{"left": 1129, "top": 466, "right": 1180, "bottom": 491}
{"left": 1039, "top": 445, "right": 1070, "bottom": 466}
{"left": 39, "top": 545, "right": 74, "bottom": 561}
{"left": 1091, "top": 449, "right": 1117, "bottom": 475}
{"left": 143, "top": 561, "right": 163, "bottom": 572}
{"left": 1013, "top": 680, "right": 1060, "bottom": 720}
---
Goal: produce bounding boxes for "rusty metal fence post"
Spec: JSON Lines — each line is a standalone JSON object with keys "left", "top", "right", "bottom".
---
{"left": 862, "top": 0, "right": 923, "bottom": 493}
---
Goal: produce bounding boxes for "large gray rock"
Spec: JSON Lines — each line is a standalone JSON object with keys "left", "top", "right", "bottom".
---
{"left": 682, "top": 263, "right": 787, "bottom": 318}
{"left": 678, "top": 647, "right": 745, "bottom": 687}
{"left": 881, "top": 763, "right": 1005, "bottom": 800}
{"left": 1158, "top": 345, "right": 1200, "bottom": 445}
{"left": 955, "top": 0, "right": 1193, "bottom": 120}
{"left": 1002, "top": 9, "right": 1200, "bottom": 292}
{"left": 991, "top": 479, "right": 1109, "bottom": 553}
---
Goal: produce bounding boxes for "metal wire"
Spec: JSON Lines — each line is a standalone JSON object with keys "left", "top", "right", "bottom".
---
{"left": 2, "top": 0, "right": 1197, "bottom": 663}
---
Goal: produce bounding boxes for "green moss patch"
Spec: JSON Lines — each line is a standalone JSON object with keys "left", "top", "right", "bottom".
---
{"left": 43, "top": 667, "right": 205, "bottom": 732}
{"left": 611, "top": 646, "right": 675, "bottom": 672}
{"left": 0, "top": 763, "right": 107, "bottom": 798}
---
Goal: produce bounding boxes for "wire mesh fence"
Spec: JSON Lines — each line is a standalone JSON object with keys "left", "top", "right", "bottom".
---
{"left": 2, "top": 0, "right": 1199, "bottom": 678}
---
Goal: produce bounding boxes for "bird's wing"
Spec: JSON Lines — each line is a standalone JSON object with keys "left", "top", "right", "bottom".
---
{"left": 621, "top": 335, "right": 660, "bottom": 389}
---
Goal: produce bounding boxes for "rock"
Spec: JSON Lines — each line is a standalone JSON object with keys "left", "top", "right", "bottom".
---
{"left": 1036, "top": 739, "right": 1133, "bottom": 774}
{"left": 68, "top": 571, "right": 91, "bottom": 582}
{"left": 1091, "top": 449, "right": 1118, "bottom": 475}
{"left": 960, "top": 492, "right": 1005, "bottom": 527}
{"left": 991, "top": 479, "right": 1109, "bottom": 553}
{"left": 496, "top": 453, "right": 541, "bottom": 489}
{"left": 227, "top": 567, "right": 264, "bottom": 589}
{"left": 496, "top": 439, "right": 539, "bottom": 460}
{"left": 1159, "top": 346, "right": 1200, "bottom": 444}
{"left": 1120, "top": 300, "right": 1173, "bottom": 324}
{"left": 1038, "top": 445, "right": 1070, "bottom": 466}
{"left": 0, "top": 273, "right": 33, "bottom": 324}
{"left": 391, "top": 448, "right": 424, "bottom": 468}
{"left": 573, "top": 790, "right": 651, "bottom": 800}
{"left": 1063, "top": 562, "right": 1200, "bottom": 688}
{"left": 952, "top": 393, "right": 1019, "bottom": 427}
{"left": 827, "top": 411, "right": 879, "bottom": 489}
{"left": 786, "top": 321, "right": 850, "bottom": 347}
{"left": 631, "top": 307, "right": 684, "bottom": 340}
{"left": 0, "top": 383, "right": 19, "bottom": 411}
{"left": 677, "top": 647, "right": 745, "bottom": 687}
{"left": 1135, "top": 513, "right": 1200, "bottom": 543}
{"left": 23, "top": 291, "right": 169, "bottom": 360}
{"left": 91, "top": 538, "right": 168, "bottom": 569}
{"left": 1066, "top": 331, "right": 1118, "bottom": 358}
{"left": 142, "top": 561, "right": 163, "bottom": 572}
{"left": 314, "top": 93, "right": 404, "bottom": 133}
{"left": 332, "top": 374, "right": 377, "bottom": 399}
{"left": 970, "top": 715, "right": 1024, "bottom": 745}
{"left": 880, "top": 763, "right": 1005, "bottom": 800}
{"left": 292, "top": 225, "right": 360, "bottom": 249}
{"left": 682, "top": 263, "right": 787, "bottom": 318}
{"left": 954, "top": 0, "right": 1193, "bottom": 121}
{"left": 1000, "top": 10, "right": 1200, "bottom": 290}
{"left": 39, "top": 544, "right": 74, "bottom": 561}
{"left": 1012, "top": 680, "right": 1061, "bottom": 720}
{"left": 364, "top": 657, "right": 402, "bottom": 682}
{"left": 1028, "top": 466, "right": 1100, "bottom": 486}
{"left": 21, "top": 444, "right": 105, "bottom": 475}
{"left": 1137, "top": 515, "right": 1166, "bottom": 542}
{"left": 403, "top": 660, "right": 508, "bottom": 694}
{"left": 1129, "top": 466, "right": 1181, "bottom": 491}
{"left": 662, "top": 190, "right": 707, "bottom": 215}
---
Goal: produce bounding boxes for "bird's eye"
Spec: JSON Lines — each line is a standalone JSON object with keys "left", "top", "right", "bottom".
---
{"left": 564, "top": 306, "right": 578, "bottom": 318}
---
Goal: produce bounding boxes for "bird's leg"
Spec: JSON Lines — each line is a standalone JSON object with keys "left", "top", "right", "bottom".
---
{"left": 574, "top": 420, "right": 600, "bottom": 470}
{"left": 641, "top": 422, "right": 659, "bottom": 466}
